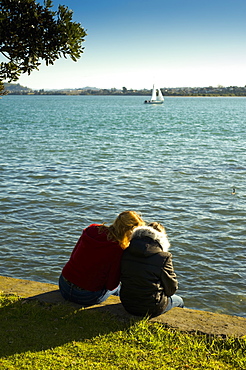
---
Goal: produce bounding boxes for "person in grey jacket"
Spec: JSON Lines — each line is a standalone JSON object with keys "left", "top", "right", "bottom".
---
{"left": 120, "top": 222, "right": 184, "bottom": 317}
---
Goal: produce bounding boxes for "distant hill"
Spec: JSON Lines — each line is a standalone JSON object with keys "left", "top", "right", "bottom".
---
{"left": 78, "top": 86, "right": 100, "bottom": 91}
{"left": 3, "top": 83, "right": 100, "bottom": 93}
{"left": 4, "top": 83, "right": 33, "bottom": 93}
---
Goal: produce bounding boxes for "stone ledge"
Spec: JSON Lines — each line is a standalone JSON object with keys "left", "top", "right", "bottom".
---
{"left": 1, "top": 275, "right": 245, "bottom": 338}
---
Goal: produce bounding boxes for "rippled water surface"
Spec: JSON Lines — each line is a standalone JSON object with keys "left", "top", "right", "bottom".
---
{"left": 1, "top": 95, "right": 245, "bottom": 317}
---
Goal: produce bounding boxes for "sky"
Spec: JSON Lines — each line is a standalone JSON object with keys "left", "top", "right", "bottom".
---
{"left": 4, "top": 0, "right": 246, "bottom": 90}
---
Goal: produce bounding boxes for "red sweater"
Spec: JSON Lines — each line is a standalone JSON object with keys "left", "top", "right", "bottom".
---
{"left": 62, "top": 224, "right": 123, "bottom": 291}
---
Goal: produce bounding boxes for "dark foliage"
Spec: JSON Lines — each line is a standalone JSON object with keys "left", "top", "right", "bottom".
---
{"left": 0, "top": 0, "right": 87, "bottom": 82}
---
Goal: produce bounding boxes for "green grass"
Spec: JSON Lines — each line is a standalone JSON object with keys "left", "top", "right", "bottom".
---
{"left": 0, "top": 293, "right": 245, "bottom": 369}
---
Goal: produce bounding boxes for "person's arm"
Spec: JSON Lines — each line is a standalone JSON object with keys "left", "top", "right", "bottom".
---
{"left": 160, "top": 253, "right": 178, "bottom": 297}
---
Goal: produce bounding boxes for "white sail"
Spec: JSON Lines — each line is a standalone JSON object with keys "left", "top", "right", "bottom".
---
{"left": 156, "top": 88, "right": 164, "bottom": 101}
{"left": 151, "top": 84, "right": 157, "bottom": 101}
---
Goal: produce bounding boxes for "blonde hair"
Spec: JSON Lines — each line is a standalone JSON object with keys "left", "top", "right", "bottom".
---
{"left": 104, "top": 211, "right": 145, "bottom": 249}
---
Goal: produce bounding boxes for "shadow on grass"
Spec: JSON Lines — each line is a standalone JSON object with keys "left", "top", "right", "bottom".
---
{"left": 0, "top": 292, "right": 138, "bottom": 358}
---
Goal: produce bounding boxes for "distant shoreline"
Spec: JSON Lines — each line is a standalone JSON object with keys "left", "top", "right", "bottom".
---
{"left": 4, "top": 83, "right": 246, "bottom": 97}
{"left": 4, "top": 92, "right": 246, "bottom": 97}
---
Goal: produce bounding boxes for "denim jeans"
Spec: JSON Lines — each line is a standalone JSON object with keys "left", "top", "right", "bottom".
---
{"left": 59, "top": 274, "right": 121, "bottom": 307}
{"left": 163, "top": 294, "right": 184, "bottom": 313}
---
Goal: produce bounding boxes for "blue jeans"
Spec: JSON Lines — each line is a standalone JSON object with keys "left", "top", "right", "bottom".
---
{"left": 163, "top": 294, "right": 184, "bottom": 313}
{"left": 59, "top": 274, "right": 121, "bottom": 307}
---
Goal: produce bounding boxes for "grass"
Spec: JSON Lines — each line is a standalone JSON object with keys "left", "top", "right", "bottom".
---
{"left": 0, "top": 293, "right": 245, "bottom": 369}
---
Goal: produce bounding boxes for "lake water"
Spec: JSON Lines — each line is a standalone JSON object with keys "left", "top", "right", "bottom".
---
{"left": 0, "top": 95, "right": 245, "bottom": 317}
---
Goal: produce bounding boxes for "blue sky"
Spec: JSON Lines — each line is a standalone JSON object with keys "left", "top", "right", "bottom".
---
{"left": 14, "top": 0, "right": 246, "bottom": 89}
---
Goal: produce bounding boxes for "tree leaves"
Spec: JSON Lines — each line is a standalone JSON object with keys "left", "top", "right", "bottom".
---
{"left": 0, "top": 0, "right": 87, "bottom": 82}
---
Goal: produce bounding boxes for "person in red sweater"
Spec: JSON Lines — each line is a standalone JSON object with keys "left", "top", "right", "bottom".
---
{"left": 59, "top": 211, "right": 145, "bottom": 306}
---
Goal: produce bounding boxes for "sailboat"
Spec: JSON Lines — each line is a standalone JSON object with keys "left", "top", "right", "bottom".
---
{"left": 144, "top": 84, "right": 164, "bottom": 104}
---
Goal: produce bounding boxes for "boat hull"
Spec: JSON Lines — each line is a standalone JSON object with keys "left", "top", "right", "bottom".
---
{"left": 144, "top": 100, "right": 164, "bottom": 104}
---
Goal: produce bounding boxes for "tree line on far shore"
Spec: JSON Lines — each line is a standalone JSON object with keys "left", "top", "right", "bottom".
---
{"left": 4, "top": 83, "right": 246, "bottom": 97}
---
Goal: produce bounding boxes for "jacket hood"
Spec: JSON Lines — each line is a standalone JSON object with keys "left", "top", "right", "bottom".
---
{"left": 131, "top": 226, "right": 170, "bottom": 252}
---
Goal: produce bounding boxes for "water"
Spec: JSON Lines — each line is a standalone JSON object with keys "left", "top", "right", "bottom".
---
{"left": 1, "top": 95, "right": 245, "bottom": 317}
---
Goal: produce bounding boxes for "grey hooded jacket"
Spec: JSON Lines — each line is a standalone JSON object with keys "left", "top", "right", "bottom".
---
{"left": 120, "top": 226, "right": 178, "bottom": 317}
